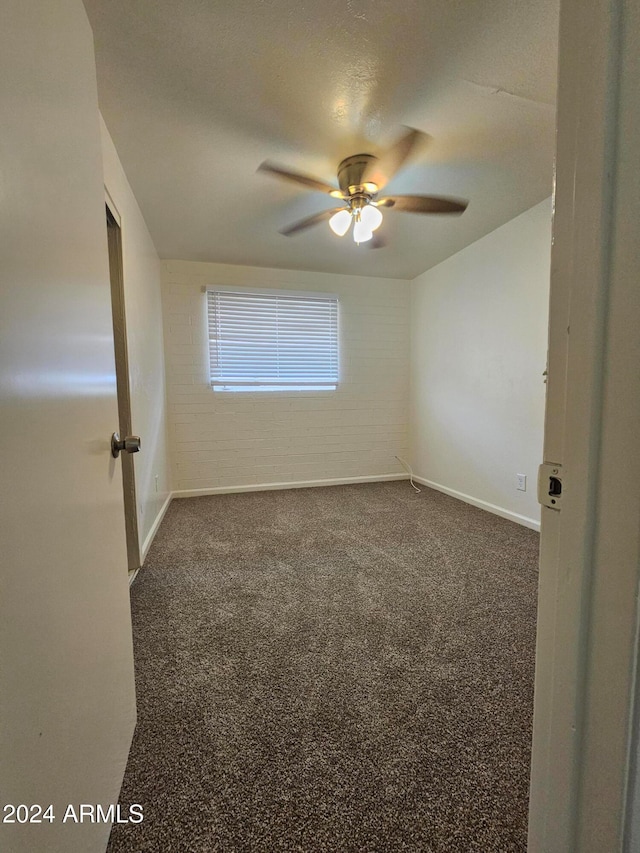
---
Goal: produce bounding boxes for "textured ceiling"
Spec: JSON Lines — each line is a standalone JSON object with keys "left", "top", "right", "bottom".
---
{"left": 84, "top": 0, "right": 559, "bottom": 279}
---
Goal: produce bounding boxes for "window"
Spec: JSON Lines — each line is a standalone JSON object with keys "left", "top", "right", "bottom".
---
{"left": 207, "top": 288, "right": 339, "bottom": 392}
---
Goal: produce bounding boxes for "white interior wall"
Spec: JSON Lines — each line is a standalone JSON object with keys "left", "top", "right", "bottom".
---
{"left": 100, "top": 117, "right": 172, "bottom": 555}
{"left": 410, "top": 199, "right": 551, "bottom": 529}
{"left": 161, "top": 260, "right": 410, "bottom": 494}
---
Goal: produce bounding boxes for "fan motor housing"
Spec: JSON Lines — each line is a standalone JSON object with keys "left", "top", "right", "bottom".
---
{"left": 337, "top": 153, "right": 376, "bottom": 195}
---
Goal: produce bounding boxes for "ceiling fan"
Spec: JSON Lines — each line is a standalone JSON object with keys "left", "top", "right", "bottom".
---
{"left": 258, "top": 128, "right": 468, "bottom": 247}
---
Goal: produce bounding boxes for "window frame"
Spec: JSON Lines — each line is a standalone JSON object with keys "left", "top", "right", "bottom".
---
{"left": 205, "top": 285, "right": 340, "bottom": 393}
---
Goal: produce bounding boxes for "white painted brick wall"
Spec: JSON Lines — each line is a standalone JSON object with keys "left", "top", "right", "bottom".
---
{"left": 161, "top": 260, "right": 410, "bottom": 493}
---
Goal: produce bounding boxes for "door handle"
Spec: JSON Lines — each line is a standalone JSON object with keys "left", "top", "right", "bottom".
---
{"left": 111, "top": 432, "right": 141, "bottom": 458}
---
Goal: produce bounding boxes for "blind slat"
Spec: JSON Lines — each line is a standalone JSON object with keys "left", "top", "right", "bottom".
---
{"left": 207, "top": 289, "right": 338, "bottom": 389}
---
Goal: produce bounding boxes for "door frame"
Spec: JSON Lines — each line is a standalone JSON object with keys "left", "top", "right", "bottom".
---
{"left": 528, "top": 0, "right": 640, "bottom": 848}
{"left": 106, "top": 191, "right": 141, "bottom": 571}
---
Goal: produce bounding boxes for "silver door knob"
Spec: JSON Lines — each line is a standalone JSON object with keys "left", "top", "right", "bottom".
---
{"left": 111, "top": 432, "right": 141, "bottom": 458}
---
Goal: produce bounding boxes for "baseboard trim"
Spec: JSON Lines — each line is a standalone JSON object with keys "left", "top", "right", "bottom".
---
{"left": 413, "top": 475, "right": 541, "bottom": 531}
{"left": 141, "top": 492, "right": 173, "bottom": 562}
{"left": 173, "top": 473, "right": 408, "bottom": 499}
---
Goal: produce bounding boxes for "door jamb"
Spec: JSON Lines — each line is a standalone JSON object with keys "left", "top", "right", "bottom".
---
{"left": 105, "top": 192, "right": 141, "bottom": 572}
{"left": 528, "top": 0, "right": 640, "bottom": 849}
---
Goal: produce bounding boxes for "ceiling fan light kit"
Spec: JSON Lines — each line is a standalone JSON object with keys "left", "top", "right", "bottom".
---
{"left": 258, "top": 128, "right": 468, "bottom": 248}
{"left": 359, "top": 203, "right": 383, "bottom": 232}
{"left": 353, "top": 216, "right": 374, "bottom": 244}
{"left": 328, "top": 208, "right": 352, "bottom": 236}
{"left": 329, "top": 192, "right": 383, "bottom": 244}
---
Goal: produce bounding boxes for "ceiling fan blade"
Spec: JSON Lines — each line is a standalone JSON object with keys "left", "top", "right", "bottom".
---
{"left": 377, "top": 195, "right": 468, "bottom": 214}
{"left": 279, "top": 207, "right": 346, "bottom": 236}
{"left": 258, "top": 161, "right": 343, "bottom": 196}
{"left": 362, "top": 127, "right": 429, "bottom": 189}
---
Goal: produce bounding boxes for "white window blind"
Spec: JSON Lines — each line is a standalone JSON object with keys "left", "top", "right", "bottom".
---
{"left": 207, "top": 289, "right": 339, "bottom": 391}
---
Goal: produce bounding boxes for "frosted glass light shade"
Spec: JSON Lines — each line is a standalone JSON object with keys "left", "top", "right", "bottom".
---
{"left": 328, "top": 209, "right": 352, "bottom": 236}
{"left": 353, "top": 219, "right": 373, "bottom": 243}
{"left": 360, "top": 203, "right": 383, "bottom": 232}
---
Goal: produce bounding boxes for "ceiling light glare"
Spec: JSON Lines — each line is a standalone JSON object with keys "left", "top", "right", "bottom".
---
{"left": 360, "top": 204, "right": 383, "bottom": 232}
{"left": 328, "top": 209, "right": 352, "bottom": 236}
{"left": 353, "top": 219, "right": 373, "bottom": 244}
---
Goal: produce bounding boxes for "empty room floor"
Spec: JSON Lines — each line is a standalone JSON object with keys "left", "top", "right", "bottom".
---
{"left": 107, "top": 481, "right": 539, "bottom": 852}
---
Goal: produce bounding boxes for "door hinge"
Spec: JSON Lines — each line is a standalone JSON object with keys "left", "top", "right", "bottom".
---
{"left": 538, "top": 462, "right": 563, "bottom": 510}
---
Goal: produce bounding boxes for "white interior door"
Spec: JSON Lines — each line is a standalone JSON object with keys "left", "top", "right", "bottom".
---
{"left": 0, "top": 3, "right": 136, "bottom": 852}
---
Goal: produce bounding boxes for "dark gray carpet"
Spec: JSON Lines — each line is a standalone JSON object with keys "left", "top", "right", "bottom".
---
{"left": 107, "top": 481, "right": 539, "bottom": 853}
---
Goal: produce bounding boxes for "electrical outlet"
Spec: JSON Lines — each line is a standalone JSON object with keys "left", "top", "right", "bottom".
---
{"left": 516, "top": 473, "right": 527, "bottom": 491}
